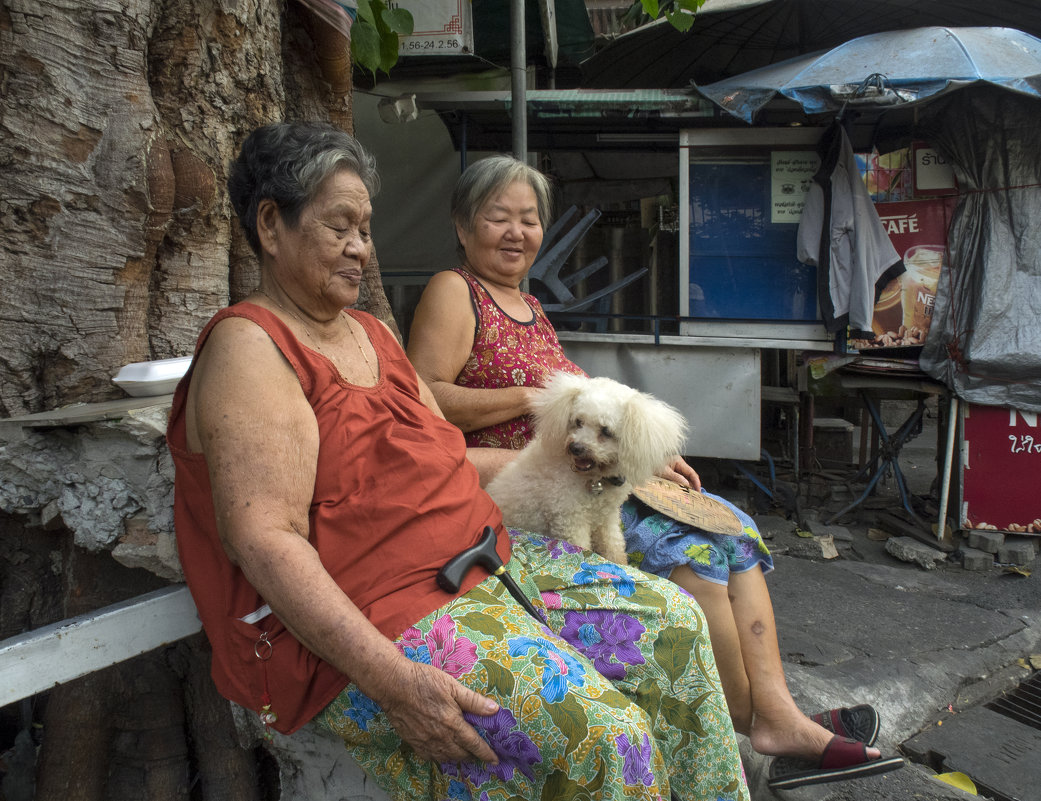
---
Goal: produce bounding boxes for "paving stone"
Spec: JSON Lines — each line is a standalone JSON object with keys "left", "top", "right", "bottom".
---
{"left": 961, "top": 547, "right": 995, "bottom": 571}
{"left": 805, "top": 519, "right": 853, "bottom": 541}
{"left": 1009, "top": 535, "right": 1040, "bottom": 556}
{"left": 998, "top": 539, "right": 1037, "bottom": 566}
{"left": 967, "top": 529, "right": 1005, "bottom": 554}
{"left": 885, "top": 535, "right": 948, "bottom": 570}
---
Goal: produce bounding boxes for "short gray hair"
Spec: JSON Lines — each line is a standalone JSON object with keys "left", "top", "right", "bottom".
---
{"left": 228, "top": 122, "right": 380, "bottom": 256}
{"left": 451, "top": 156, "right": 552, "bottom": 261}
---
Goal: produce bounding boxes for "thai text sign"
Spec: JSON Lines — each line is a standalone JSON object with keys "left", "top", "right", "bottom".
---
{"left": 961, "top": 404, "right": 1041, "bottom": 535}
{"left": 393, "top": 0, "right": 473, "bottom": 55}
{"left": 770, "top": 151, "right": 819, "bottom": 223}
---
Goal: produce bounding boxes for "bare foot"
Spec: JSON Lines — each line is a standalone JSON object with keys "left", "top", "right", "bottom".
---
{"left": 748, "top": 711, "right": 882, "bottom": 762}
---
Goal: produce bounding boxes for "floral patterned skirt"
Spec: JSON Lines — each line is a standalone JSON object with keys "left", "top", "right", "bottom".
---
{"left": 315, "top": 530, "right": 749, "bottom": 801}
{"left": 622, "top": 492, "right": 774, "bottom": 586}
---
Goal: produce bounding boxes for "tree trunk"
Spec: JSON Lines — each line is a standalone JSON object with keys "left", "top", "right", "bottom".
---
{"left": 0, "top": 0, "right": 394, "bottom": 415}
{"left": 1, "top": 0, "right": 397, "bottom": 796}
{"left": 1, "top": 0, "right": 165, "bottom": 414}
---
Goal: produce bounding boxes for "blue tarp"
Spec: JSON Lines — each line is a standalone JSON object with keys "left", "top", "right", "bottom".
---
{"left": 696, "top": 27, "right": 1041, "bottom": 123}
{"left": 918, "top": 89, "right": 1041, "bottom": 411}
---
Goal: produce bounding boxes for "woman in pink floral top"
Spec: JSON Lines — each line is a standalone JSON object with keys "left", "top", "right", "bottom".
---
{"left": 407, "top": 156, "right": 902, "bottom": 789}
{"left": 451, "top": 267, "right": 584, "bottom": 449}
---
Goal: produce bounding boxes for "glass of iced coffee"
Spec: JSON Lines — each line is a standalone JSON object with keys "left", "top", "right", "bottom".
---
{"left": 901, "top": 244, "right": 944, "bottom": 334}
{"left": 871, "top": 278, "right": 903, "bottom": 337}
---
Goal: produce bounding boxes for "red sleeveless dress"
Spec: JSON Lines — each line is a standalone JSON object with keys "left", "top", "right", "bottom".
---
{"left": 167, "top": 301, "right": 507, "bottom": 733}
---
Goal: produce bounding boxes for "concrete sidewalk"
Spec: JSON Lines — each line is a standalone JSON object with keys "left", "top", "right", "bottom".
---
{"left": 723, "top": 416, "right": 1041, "bottom": 801}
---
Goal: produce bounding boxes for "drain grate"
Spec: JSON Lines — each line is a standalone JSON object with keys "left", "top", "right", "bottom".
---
{"left": 986, "top": 671, "right": 1041, "bottom": 731}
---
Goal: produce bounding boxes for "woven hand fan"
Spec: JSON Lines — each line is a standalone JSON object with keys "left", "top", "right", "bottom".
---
{"left": 632, "top": 477, "right": 745, "bottom": 535}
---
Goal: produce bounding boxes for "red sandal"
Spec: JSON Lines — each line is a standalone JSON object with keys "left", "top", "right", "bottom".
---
{"left": 768, "top": 736, "right": 904, "bottom": 790}
{"left": 810, "top": 703, "right": 880, "bottom": 746}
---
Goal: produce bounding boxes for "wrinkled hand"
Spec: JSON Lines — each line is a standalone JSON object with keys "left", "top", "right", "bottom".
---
{"left": 656, "top": 456, "right": 702, "bottom": 492}
{"left": 375, "top": 659, "right": 501, "bottom": 765}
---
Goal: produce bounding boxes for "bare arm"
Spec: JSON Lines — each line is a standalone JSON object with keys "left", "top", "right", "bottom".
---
{"left": 412, "top": 370, "right": 514, "bottom": 487}
{"left": 186, "top": 317, "right": 498, "bottom": 764}
{"left": 466, "top": 447, "right": 517, "bottom": 487}
{"left": 407, "top": 270, "right": 539, "bottom": 432}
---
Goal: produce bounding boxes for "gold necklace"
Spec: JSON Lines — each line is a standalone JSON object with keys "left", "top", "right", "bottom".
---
{"left": 345, "top": 316, "right": 379, "bottom": 382}
{"left": 258, "top": 289, "right": 378, "bottom": 383}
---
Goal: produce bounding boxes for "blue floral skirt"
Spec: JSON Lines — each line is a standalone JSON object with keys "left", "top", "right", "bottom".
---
{"left": 315, "top": 530, "right": 749, "bottom": 801}
{"left": 621, "top": 491, "right": 774, "bottom": 586}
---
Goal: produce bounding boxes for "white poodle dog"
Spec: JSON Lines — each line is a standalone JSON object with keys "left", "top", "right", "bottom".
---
{"left": 485, "top": 371, "right": 687, "bottom": 565}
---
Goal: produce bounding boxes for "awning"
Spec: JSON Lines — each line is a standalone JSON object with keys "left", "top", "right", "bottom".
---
{"left": 406, "top": 88, "right": 716, "bottom": 152}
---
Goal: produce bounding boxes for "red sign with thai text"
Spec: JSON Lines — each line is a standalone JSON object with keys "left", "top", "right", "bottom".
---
{"left": 961, "top": 403, "right": 1041, "bottom": 535}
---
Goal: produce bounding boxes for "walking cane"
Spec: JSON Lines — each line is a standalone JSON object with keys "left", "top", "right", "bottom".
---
{"left": 437, "top": 526, "right": 544, "bottom": 621}
{"left": 437, "top": 529, "right": 545, "bottom": 620}
{"left": 438, "top": 527, "right": 686, "bottom": 801}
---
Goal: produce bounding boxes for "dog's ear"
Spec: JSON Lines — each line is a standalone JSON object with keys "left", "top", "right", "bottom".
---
{"left": 619, "top": 392, "right": 689, "bottom": 482}
{"left": 532, "top": 371, "right": 585, "bottom": 444}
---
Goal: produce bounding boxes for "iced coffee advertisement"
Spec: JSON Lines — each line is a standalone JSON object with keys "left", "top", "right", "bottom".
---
{"left": 849, "top": 197, "right": 957, "bottom": 351}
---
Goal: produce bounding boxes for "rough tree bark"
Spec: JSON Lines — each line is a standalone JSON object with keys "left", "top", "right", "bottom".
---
{"left": 0, "top": 0, "right": 396, "bottom": 418}
{"left": 1, "top": 0, "right": 397, "bottom": 797}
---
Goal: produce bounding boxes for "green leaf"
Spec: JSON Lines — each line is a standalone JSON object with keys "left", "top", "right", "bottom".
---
{"left": 629, "top": 0, "right": 704, "bottom": 30}
{"left": 664, "top": 9, "right": 695, "bottom": 32}
{"left": 378, "top": 22, "right": 400, "bottom": 73}
{"left": 455, "top": 611, "right": 507, "bottom": 638}
{"left": 382, "top": 6, "right": 414, "bottom": 36}
{"left": 595, "top": 687, "right": 631, "bottom": 710}
{"left": 465, "top": 584, "right": 507, "bottom": 607}
{"left": 351, "top": 0, "right": 414, "bottom": 76}
{"left": 652, "top": 625, "right": 697, "bottom": 684}
{"left": 693, "top": 641, "right": 719, "bottom": 690}
{"left": 634, "top": 676, "right": 663, "bottom": 720}
{"left": 351, "top": 20, "right": 382, "bottom": 76}
{"left": 479, "top": 658, "right": 516, "bottom": 696}
{"left": 545, "top": 694, "right": 589, "bottom": 758}
{"left": 660, "top": 693, "right": 709, "bottom": 738}
{"left": 541, "top": 770, "right": 592, "bottom": 801}
{"left": 356, "top": 0, "right": 376, "bottom": 26}
{"left": 629, "top": 584, "right": 670, "bottom": 614}
{"left": 586, "top": 752, "right": 608, "bottom": 795}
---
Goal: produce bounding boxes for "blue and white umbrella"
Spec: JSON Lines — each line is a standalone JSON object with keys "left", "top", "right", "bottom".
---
{"left": 697, "top": 26, "right": 1041, "bottom": 123}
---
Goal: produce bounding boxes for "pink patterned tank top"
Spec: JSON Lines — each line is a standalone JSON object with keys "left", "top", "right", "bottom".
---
{"left": 453, "top": 268, "right": 585, "bottom": 449}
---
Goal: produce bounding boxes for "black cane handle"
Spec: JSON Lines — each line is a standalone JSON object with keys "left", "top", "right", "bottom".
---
{"left": 437, "top": 526, "right": 544, "bottom": 621}
{"left": 436, "top": 526, "right": 502, "bottom": 593}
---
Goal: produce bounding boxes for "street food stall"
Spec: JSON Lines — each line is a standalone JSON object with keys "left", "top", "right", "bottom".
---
{"left": 371, "top": 20, "right": 1041, "bottom": 534}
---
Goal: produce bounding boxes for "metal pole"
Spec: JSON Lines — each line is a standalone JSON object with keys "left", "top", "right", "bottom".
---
{"left": 510, "top": 0, "right": 527, "bottom": 160}
{"left": 460, "top": 112, "right": 469, "bottom": 173}
{"left": 937, "top": 394, "right": 959, "bottom": 541}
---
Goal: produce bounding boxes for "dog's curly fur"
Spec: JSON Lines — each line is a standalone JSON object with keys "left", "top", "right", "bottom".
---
{"left": 485, "top": 372, "right": 687, "bottom": 564}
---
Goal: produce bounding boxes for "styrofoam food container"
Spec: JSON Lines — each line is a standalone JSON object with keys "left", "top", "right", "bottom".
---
{"left": 112, "top": 356, "right": 192, "bottom": 397}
